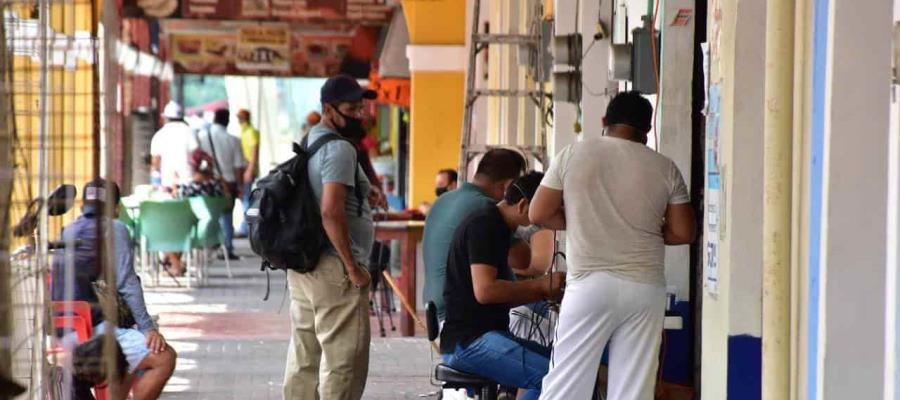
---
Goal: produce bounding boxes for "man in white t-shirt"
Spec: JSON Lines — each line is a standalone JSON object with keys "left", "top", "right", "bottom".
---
{"left": 150, "top": 101, "right": 197, "bottom": 192}
{"left": 530, "top": 91, "right": 696, "bottom": 400}
{"left": 196, "top": 108, "right": 246, "bottom": 259}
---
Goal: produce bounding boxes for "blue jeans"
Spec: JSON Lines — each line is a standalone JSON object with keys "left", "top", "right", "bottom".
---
{"left": 220, "top": 182, "right": 238, "bottom": 252}
{"left": 237, "top": 181, "right": 253, "bottom": 236}
{"left": 443, "top": 331, "right": 551, "bottom": 400}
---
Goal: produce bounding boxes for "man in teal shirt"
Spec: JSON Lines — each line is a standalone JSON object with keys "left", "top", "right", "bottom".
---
{"left": 422, "top": 149, "right": 526, "bottom": 319}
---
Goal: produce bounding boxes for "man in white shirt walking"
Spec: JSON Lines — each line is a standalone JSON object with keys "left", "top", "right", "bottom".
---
{"left": 530, "top": 91, "right": 696, "bottom": 400}
{"left": 150, "top": 101, "right": 197, "bottom": 193}
{"left": 197, "top": 108, "right": 246, "bottom": 259}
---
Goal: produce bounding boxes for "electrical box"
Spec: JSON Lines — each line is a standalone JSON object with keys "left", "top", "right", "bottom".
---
{"left": 553, "top": 33, "right": 582, "bottom": 67}
{"left": 553, "top": 70, "right": 582, "bottom": 103}
{"left": 610, "top": 43, "right": 632, "bottom": 81}
{"left": 631, "top": 26, "right": 660, "bottom": 94}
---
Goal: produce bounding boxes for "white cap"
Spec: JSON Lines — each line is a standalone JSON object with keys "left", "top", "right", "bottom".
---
{"left": 162, "top": 101, "right": 183, "bottom": 119}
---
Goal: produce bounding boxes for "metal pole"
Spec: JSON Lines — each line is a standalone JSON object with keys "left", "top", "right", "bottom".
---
{"left": 763, "top": 0, "right": 795, "bottom": 398}
{"left": 0, "top": 4, "right": 16, "bottom": 387}
{"left": 34, "top": 0, "right": 52, "bottom": 396}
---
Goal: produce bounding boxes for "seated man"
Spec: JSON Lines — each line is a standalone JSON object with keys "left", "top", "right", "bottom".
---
{"left": 51, "top": 178, "right": 176, "bottom": 400}
{"left": 423, "top": 148, "right": 526, "bottom": 321}
{"left": 440, "top": 172, "right": 564, "bottom": 400}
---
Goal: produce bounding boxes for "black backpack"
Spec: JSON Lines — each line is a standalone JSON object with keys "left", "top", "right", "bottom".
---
{"left": 245, "top": 133, "right": 362, "bottom": 281}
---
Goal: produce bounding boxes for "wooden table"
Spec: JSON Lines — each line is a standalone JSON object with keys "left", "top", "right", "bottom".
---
{"left": 374, "top": 220, "right": 424, "bottom": 337}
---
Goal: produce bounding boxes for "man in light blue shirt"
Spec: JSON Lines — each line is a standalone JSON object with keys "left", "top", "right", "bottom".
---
{"left": 283, "top": 75, "right": 377, "bottom": 400}
{"left": 51, "top": 178, "right": 176, "bottom": 400}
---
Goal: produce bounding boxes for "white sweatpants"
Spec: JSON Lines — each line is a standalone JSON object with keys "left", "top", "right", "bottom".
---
{"left": 540, "top": 271, "right": 665, "bottom": 400}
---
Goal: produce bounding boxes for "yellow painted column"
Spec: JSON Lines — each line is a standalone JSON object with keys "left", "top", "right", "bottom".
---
{"left": 401, "top": 0, "right": 467, "bottom": 207}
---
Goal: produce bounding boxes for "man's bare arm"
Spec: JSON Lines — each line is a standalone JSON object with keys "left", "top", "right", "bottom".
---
{"left": 664, "top": 203, "right": 696, "bottom": 245}
{"left": 529, "top": 185, "right": 566, "bottom": 230}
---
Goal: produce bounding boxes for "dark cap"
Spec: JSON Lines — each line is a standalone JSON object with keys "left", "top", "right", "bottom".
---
{"left": 82, "top": 178, "right": 121, "bottom": 213}
{"left": 320, "top": 75, "right": 377, "bottom": 105}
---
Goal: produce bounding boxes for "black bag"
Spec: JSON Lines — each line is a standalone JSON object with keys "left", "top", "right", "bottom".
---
{"left": 246, "top": 133, "right": 362, "bottom": 276}
{"left": 92, "top": 280, "right": 136, "bottom": 328}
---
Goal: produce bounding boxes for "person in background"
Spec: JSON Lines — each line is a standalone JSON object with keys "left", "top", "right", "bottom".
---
{"left": 283, "top": 75, "right": 376, "bottom": 400}
{"left": 382, "top": 176, "right": 405, "bottom": 212}
{"left": 177, "top": 148, "right": 225, "bottom": 199}
{"left": 422, "top": 149, "right": 526, "bottom": 320}
{"left": 531, "top": 91, "right": 696, "bottom": 400}
{"left": 440, "top": 172, "right": 564, "bottom": 400}
{"left": 435, "top": 169, "right": 458, "bottom": 197}
{"left": 51, "top": 178, "right": 176, "bottom": 400}
{"left": 197, "top": 108, "right": 246, "bottom": 260}
{"left": 236, "top": 109, "right": 260, "bottom": 238}
{"left": 150, "top": 101, "right": 196, "bottom": 193}
{"left": 417, "top": 169, "right": 459, "bottom": 215}
{"left": 297, "top": 111, "right": 322, "bottom": 142}
{"left": 160, "top": 149, "right": 226, "bottom": 276}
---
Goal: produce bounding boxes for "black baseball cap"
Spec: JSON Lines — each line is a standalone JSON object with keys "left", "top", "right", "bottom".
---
{"left": 320, "top": 74, "right": 377, "bottom": 105}
{"left": 82, "top": 178, "right": 121, "bottom": 214}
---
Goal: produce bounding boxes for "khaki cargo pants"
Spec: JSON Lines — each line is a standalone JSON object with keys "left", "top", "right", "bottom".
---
{"left": 283, "top": 254, "right": 370, "bottom": 400}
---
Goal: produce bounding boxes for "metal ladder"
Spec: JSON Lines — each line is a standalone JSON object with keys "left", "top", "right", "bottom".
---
{"left": 459, "top": 0, "right": 549, "bottom": 179}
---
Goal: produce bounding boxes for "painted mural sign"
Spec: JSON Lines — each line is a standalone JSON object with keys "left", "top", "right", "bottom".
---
{"left": 705, "top": 83, "right": 722, "bottom": 297}
{"left": 180, "top": 0, "right": 392, "bottom": 23}
{"left": 236, "top": 25, "right": 291, "bottom": 72}
{"left": 170, "top": 33, "right": 236, "bottom": 75}
{"left": 164, "top": 20, "right": 371, "bottom": 77}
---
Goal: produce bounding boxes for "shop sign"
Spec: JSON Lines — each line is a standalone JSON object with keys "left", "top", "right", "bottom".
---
{"left": 236, "top": 25, "right": 291, "bottom": 72}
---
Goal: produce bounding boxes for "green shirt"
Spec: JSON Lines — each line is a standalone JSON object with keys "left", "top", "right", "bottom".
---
{"left": 422, "top": 183, "right": 495, "bottom": 319}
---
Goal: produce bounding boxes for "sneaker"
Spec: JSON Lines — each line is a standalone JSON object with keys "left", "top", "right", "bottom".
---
{"left": 218, "top": 252, "right": 240, "bottom": 261}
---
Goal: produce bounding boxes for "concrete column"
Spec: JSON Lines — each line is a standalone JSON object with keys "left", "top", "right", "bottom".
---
{"left": 813, "top": 0, "right": 891, "bottom": 398}
{"left": 701, "top": 0, "right": 766, "bottom": 398}
{"left": 658, "top": 0, "right": 696, "bottom": 301}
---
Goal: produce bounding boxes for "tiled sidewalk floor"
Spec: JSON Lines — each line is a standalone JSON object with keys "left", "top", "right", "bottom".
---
{"left": 144, "top": 240, "right": 438, "bottom": 400}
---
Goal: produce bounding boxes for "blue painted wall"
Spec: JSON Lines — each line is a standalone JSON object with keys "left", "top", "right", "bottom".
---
{"left": 727, "top": 335, "right": 762, "bottom": 400}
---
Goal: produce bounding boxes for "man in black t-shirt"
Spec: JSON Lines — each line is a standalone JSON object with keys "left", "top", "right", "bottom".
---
{"left": 440, "top": 172, "right": 565, "bottom": 400}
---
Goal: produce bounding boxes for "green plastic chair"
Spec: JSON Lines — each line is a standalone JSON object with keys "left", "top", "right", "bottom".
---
{"left": 188, "top": 196, "right": 233, "bottom": 280}
{"left": 138, "top": 199, "right": 198, "bottom": 286}
{"left": 117, "top": 203, "right": 138, "bottom": 240}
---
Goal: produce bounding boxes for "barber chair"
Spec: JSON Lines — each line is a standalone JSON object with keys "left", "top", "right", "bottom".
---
{"left": 426, "top": 301, "right": 499, "bottom": 400}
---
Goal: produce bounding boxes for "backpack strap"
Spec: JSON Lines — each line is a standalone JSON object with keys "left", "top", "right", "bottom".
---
{"left": 301, "top": 134, "right": 365, "bottom": 216}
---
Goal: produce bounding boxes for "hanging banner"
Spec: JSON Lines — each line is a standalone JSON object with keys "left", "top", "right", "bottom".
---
{"left": 165, "top": 20, "right": 374, "bottom": 77}
{"left": 236, "top": 25, "right": 291, "bottom": 72}
{"left": 170, "top": 33, "right": 236, "bottom": 75}
{"left": 180, "top": 0, "right": 391, "bottom": 23}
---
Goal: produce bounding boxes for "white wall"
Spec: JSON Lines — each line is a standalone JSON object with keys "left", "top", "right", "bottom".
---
{"left": 578, "top": 0, "right": 612, "bottom": 140}
{"left": 819, "top": 0, "right": 891, "bottom": 397}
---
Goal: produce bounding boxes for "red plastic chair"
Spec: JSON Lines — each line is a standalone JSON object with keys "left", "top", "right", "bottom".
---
{"left": 53, "top": 315, "right": 89, "bottom": 342}
{"left": 52, "top": 301, "right": 93, "bottom": 337}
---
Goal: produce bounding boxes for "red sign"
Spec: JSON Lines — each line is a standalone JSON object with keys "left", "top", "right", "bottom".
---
{"left": 369, "top": 71, "right": 410, "bottom": 108}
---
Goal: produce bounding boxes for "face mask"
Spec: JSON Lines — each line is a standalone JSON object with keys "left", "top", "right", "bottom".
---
{"left": 435, "top": 186, "right": 449, "bottom": 197}
{"left": 332, "top": 107, "right": 365, "bottom": 141}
